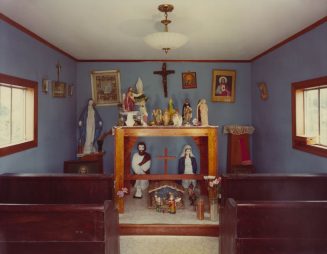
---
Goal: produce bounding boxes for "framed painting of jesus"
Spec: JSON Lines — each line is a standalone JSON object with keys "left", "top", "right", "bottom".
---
{"left": 212, "top": 69, "right": 236, "bottom": 103}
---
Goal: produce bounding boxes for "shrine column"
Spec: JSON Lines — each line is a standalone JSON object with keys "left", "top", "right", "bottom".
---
{"left": 114, "top": 127, "right": 125, "bottom": 213}
{"left": 224, "top": 125, "right": 255, "bottom": 174}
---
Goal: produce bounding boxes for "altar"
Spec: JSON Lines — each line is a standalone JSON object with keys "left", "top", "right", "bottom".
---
{"left": 113, "top": 126, "right": 218, "bottom": 213}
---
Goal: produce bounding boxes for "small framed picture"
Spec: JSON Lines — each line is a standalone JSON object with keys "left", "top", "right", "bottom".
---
{"left": 68, "top": 84, "right": 74, "bottom": 96}
{"left": 52, "top": 81, "right": 66, "bottom": 97}
{"left": 212, "top": 69, "right": 236, "bottom": 103}
{"left": 258, "top": 82, "right": 269, "bottom": 100}
{"left": 182, "top": 72, "right": 197, "bottom": 89}
{"left": 91, "top": 70, "right": 121, "bottom": 106}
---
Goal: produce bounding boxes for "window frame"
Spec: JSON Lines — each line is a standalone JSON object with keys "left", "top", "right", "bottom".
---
{"left": 291, "top": 76, "right": 327, "bottom": 158}
{"left": 0, "top": 73, "right": 38, "bottom": 156}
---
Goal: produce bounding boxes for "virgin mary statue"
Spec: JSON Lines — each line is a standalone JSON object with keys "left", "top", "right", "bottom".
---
{"left": 78, "top": 99, "right": 103, "bottom": 154}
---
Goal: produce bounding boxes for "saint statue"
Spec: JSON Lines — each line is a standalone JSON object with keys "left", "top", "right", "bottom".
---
{"left": 197, "top": 99, "right": 209, "bottom": 126}
{"left": 132, "top": 142, "right": 151, "bottom": 198}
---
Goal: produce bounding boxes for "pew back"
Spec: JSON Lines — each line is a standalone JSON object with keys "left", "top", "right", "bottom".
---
{"left": 221, "top": 174, "right": 327, "bottom": 206}
{"left": 0, "top": 173, "right": 113, "bottom": 204}
{"left": 0, "top": 200, "right": 119, "bottom": 254}
{"left": 220, "top": 198, "right": 327, "bottom": 254}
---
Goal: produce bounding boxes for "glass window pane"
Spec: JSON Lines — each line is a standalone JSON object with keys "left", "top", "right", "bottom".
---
{"left": 320, "top": 87, "right": 327, "bottom": 146}
{"left": 12, "top": 88, "right": 26, "bottom": 143}
{"left": 0, "top": 86, "right": 11, "bottom": 146}
{"left": 304, "top": 89, "right": 319, "bottom": 137}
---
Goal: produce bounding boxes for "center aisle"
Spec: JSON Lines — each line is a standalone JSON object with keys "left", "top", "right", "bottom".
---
{"left": 120, "top": 236, "right": 219, "bottom": 254}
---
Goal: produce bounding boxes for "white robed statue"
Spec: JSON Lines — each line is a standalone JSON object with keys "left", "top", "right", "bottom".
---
{"left": 78, "top": 99, "right": 103, "bottom": 154}
{"left": 132, "top": 142, "right": 151, "bottom": 198}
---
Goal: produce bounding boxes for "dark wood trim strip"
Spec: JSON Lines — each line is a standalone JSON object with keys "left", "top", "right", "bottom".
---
{"left": 251, "top": 16, "right": 327, "bottom": 62}
{"left": 0, "top": 13, "right": 77, "bottom": 61}
{"left": 78, "top": 59, "right": 250, "bottom": 63}
{"left": 120, "top": 224, "right": 219, "bottom": 236}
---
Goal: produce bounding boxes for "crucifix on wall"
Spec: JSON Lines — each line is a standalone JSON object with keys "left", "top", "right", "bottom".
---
{"left": 153, "top": 63, "right": 175, "bottom": 97}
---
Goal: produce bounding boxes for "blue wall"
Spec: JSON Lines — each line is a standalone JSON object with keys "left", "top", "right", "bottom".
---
{"left": 2, "top": 17, "right": 326, "bottom": 175}
{"left": 251, "top": 23, "right": 327, "bottom": 172}
{"left": 0, "top": 20, "right": 77, "bottom": 173}
{"left": 77, "top": 62, "right": 252, "bottom": 174}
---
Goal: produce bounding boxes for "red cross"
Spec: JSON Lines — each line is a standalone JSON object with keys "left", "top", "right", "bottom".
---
{"left": 157, "top": 147, "right": 176, "bottom": 174}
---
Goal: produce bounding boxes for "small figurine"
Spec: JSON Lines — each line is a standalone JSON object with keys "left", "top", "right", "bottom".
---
{"left": 163, "top": 110, "right": 170, "bottom": 126}
{"left": 133, "top": 77, "right": 148, "bottom": 125}
{"left": 123, "top": 87, "right": 135, "bottom": 111}
{"left": 132, "top": 142, "right": 151, "bottom": 198}
{"left": 197, "top": 99, "right": 209, "bottom": 126}
{"left": 152, "top": 109, "right": 163, "bottom": 125}
{"left": 168, "top": 192, "right": 176, "bottom": 214}
{"left": 172, "top": 111, "right": 183, "bottom": 127}
{"left": 188, "top": 184, "right": 197, "bottom": 206}
{"left": 182, "top": 99, "right": 192, "bottom": 126}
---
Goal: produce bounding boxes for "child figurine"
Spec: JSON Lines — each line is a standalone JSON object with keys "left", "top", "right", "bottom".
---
{"left": 168, "top": 192, "right": 176, "bottom": 214}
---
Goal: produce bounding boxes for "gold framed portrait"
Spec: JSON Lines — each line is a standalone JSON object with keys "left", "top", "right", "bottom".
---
{"left": 91, "top": 70, "right": 121, "bottom": 106}
{"left": 211, "top": 69, "right": 236, "bottom": 103}
{"left": 182, "top": 72, "right": 197, "bottom": 89}
{"left": 52, "top": 81, "right": 66, "bottom": 98}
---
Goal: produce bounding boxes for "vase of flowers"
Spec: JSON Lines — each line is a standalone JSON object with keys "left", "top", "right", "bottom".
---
{"left": 204, "top": 176, "right": 222, "bottom": 221}
{"left": 116, "top": 187, "right": 128, "bottom": 212}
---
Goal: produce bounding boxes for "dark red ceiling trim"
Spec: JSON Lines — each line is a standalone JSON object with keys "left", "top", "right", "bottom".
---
{"left": 251, "top": 16, "right": 327, "bottom": 62}
{"left": 0, "top": 13, "right": 77, "bottom": 61}
{"left": 77, "top": 59, "right": 251, "bottom": 63}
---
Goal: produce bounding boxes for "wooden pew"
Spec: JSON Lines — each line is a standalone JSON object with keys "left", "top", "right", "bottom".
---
{"left": 220, "top": 198, "right": 327, "bottom": 254}
{"left": 0, "top": 173, "right": 114, "bottom": 204}
{"left": 221, "top": 173, "right": 327, "bottom": 206}
{"left": 0, "top": 173, "right": 119, "bottom": 254}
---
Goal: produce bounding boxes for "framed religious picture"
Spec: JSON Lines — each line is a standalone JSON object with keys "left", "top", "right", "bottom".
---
{"left": 211, "top": 69, "right": 236, "bottom": 103}
{"left": 42, "top": 79, "right": 50, "bottom": 93}
{"left": 67, "top": 84, "right": 74, "bottom": 96}
{"left": 52, "top": 81, "right": 66, "bottom": 97}
{"left": 258, "top": 82, "right": 269, "bottom": 100}
{"left": 182, "top": 72, "right": 197, "bottom": 89}
{"left": 91, "top": 70, "right": 121, "bottom": 106}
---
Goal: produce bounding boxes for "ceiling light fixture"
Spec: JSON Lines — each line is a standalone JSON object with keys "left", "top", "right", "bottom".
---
{"left": 144, "top": 4, "right": 188, "bottom": 54}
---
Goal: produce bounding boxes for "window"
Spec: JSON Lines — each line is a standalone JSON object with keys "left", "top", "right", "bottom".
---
{"left": 0, "top": 73, "right": 38, "bottom": 156}
{"left": 292, "top": 76, "right": 327, "bottom": 157}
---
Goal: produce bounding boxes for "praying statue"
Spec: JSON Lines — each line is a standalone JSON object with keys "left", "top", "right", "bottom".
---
{"left": 178, "top": 144, "right": 198, "bottom": 190}
{"left": 78, "top": 99, "right": 103, "bottom": 154}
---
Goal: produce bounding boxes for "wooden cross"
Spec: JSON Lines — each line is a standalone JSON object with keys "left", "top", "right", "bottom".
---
{"left": 56, "top": 62, "right": 62, "bottom": 81}
{"left": 157, "top": 147, "right": 176, "bottom": 174}
{"left": 153, "top": 63, "right": 175, "bottom": 97}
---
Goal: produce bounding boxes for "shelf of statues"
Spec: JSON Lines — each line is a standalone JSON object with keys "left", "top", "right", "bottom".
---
{"left": 119, "top": 96, "right": 211, "bottom": 128}
{"left": 120, "top": 77, "right": 210, "bottom": 128}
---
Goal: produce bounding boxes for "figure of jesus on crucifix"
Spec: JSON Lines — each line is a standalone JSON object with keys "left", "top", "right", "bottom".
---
{"left": 154, "top": 63, "right": 175, "bottom": 97}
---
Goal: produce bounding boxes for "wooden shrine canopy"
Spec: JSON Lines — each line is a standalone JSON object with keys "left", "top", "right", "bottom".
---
{"left": 113, "top": 126, "right": 219, "bottom": 213}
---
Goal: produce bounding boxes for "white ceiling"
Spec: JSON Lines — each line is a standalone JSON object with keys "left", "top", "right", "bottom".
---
{"left": 1, "top": 0, "right": 327, "bottom": 61}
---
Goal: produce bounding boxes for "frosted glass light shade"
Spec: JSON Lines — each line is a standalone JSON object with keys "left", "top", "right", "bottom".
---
{"left": 144, "top": 32, "right": 188, "bottom": 50}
